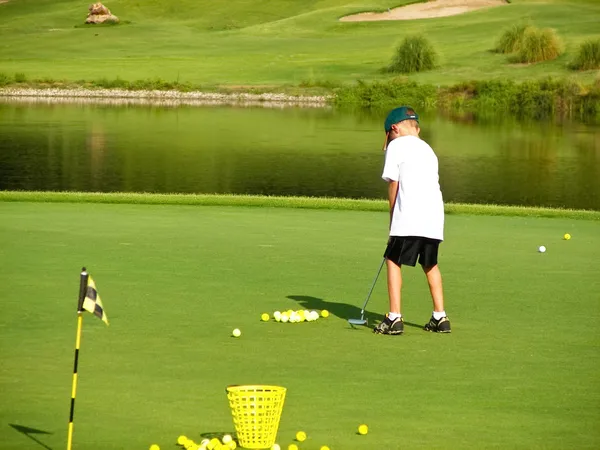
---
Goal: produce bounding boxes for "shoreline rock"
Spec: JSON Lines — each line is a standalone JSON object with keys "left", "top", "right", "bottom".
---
{"left": 0, "top": 87, "right": 331, "bottom": 108}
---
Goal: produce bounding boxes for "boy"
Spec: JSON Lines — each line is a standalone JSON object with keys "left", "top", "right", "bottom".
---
{"left": 373, "top": 106, "right": 451, "bottom": 335}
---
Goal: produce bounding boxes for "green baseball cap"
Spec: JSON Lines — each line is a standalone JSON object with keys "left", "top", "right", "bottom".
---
{"left": 384, "top": 106, "right": 419, "bottom": 132}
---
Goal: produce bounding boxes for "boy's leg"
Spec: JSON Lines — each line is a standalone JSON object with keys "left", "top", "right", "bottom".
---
{"left": 387, "top": 258, "right": 402, "bottom": 315}
{"left": 422, "top": 264, "right": 451, "bottom": 333}
{"left": 423, "top": 264, "right": 444, "bottom": 312}
{"left": 373, "top": 258, "right": 404, "bottom": 334}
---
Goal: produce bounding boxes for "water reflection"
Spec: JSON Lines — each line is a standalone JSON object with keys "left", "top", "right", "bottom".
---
{"left": 0, "top": 101, "right": 598, "bottom": 210}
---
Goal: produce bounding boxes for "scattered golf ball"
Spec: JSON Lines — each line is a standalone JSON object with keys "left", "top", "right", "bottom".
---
{"left": 288, "top": 445, "right": 299, "bottom": 450}
{"left": 177, "top": 436, "right": 188, "bottom": 446}
{"left": 200, "top": 439, "right": 210, "bottom": 446}
{"left": 564, "top": 233, "right": 571, "bottom": 240}
{"left": 538, "top": 245, "right": 546, "bottom": 253}
{"left": 222, "top": 435, "right": 232, "bottom": 444}
{"left": 281, "top": 313, "right": 289, "bottom": 323}
{"left": 150, "top": 445, "right": 160, "bottom": 450}
{"left": 228, "top": 441, "right": 237, "bottom": 449}
{"left": 320, "top": 446, "right": 330, "bottom": 450}
{"left": 274, "top": 311, "right": 281, "bottom": 321}
{"left": 271, "top": 444, "right": 281, "bottom": 450}
{"left": 261, "top": 313, "right": 270, "bottom": 322}
{"left": 358, "top": 424, "right": 369, "bottom": 435}
{"left": 208, "top": 438, "right": 220, "bottom": 449}
{"left": 232, "top": 328, "right": 241, "bottom": 337}
{"left": 295, "top": 431, "right": 307, "bottom": 442}
{"left": 321, "top": 309, "right": 330, "bottom": 318}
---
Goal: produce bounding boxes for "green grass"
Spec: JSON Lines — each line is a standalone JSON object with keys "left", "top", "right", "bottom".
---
{"left": 570, "top": 38, "right": 600, "bottom": 71}
{"left": 512, "top": 27, "right": 563, "bottom": 63}
{"left": 1, "top": 191, "right": 599, "bottom": 220}
{"left": 495, "top": 23, "right": 532, "bottom": 54}
{"left": 1, "top": 0, "right": 600, "bottom": 88}
{"left": 1, "top": 201, "right": 599, "bottom": 449}
{"left": 387, "top": 35, "right": 438, "bottom": 74}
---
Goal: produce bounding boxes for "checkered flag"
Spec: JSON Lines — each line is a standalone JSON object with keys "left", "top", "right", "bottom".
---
{"left": 82, "top": 276, "right": 109, "bottom": 325}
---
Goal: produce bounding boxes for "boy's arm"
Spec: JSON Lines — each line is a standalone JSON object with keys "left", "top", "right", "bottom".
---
{"left": 388, "top": 180, "right": 398, "bottom": 228}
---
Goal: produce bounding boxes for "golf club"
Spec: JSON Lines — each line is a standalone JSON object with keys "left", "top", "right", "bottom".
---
{"left": 348, "top": 257, "right": 385, "bottom": 326}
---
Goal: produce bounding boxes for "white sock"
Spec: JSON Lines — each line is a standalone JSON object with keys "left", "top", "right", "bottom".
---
{"left": 388, "top": 312, "right": 402, "bottom": 321}
{"left": 433, "top": 311, "right": 446, "bottom": 320}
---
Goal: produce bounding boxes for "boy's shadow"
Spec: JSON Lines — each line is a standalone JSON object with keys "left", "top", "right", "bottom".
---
{"left": 286, "top": 295, "right": 423, "bottom": 329}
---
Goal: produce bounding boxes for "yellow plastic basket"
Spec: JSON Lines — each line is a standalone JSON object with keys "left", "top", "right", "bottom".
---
{"left": 226, "top": 385, "right": 287, "bottom": 449}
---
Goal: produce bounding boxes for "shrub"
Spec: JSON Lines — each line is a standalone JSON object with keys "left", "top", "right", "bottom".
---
{"left": 0, "top": 72, "right": 10, "bottom": 86}
{"left": 512, "top": 27, "right": 562, "bottom": 63}
{"left": 388, "top": 35, "right": 437, "bottom": 74}
{"left": 570, "top": 38, "right": 600, "bottom": 71}
{"left": 14, "top": 72, "right": 27, "bottom": 83}
{"left": 495, "top": 23, "right": 532, "bottom": 54}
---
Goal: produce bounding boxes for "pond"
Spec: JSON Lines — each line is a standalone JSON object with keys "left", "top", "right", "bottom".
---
{"left": 0, "top": 99, "right": 598, "bottom": 210}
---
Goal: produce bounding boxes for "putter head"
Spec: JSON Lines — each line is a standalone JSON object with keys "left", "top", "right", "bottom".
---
{"left": 348, "top": 318, "right": 368, "bottom": 326}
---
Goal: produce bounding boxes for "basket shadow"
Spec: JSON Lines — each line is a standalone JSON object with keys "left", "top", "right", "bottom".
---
{"left": 198, "top": 431, "right": 237, "bottom": 440}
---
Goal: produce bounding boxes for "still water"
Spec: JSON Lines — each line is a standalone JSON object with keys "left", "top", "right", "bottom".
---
{"left": 1, "top": 100, "right": 599, "bottom": 210}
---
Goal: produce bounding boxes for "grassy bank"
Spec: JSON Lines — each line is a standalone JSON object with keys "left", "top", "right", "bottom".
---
{"left": 1, "top": 202, "right": 599, "bottom": 449}
{"left": 334, "top": 77, "right": 600, "bottom": 121}
{"left": 1, "top": 191, "right": 599, "bottom": 220}
{"left": 1, "top": 0, "right": 599, "bottom": 88}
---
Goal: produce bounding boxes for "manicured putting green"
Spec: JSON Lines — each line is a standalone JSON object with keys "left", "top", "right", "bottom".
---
{"left": 0, "top": 202, "right": 599, "bottom": 449}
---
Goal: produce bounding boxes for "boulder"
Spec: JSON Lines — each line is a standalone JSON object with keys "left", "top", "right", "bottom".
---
{"left": 85, "top": 2, "right": 119, "bottom": 24}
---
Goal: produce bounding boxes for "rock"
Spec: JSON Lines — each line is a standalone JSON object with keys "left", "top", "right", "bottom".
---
{"left": 85, "top": 2, "right": 119, "bottom": 24}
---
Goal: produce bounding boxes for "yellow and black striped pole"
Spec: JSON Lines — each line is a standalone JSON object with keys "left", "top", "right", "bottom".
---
{"left": 67, "top": 267, "right": 88, "bottom": 450}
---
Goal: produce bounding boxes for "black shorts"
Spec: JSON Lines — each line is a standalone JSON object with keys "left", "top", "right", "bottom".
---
{"left": 384, "top": 236, "right": 441, "bottom": 267}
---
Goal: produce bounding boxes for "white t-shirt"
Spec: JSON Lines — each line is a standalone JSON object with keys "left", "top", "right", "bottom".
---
{"left": 381, "top": 135, "right": 444, "bottom": 240}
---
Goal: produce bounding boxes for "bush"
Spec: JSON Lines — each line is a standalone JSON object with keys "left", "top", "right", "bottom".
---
{"left": 388, "top": 35, "right": 437, "bottom": 74}
{"left": 14, "top": 72, "right": 27, "bottom": 83}
{"left": 495, "top": 23, "right": 532, "bottom": 54}
{"left": 0, "top": 72, "right": 11, "bottom": 86}
{"left": 512, "top": 28, "right": 562, "bottom": 63}
{"left": 570, "top": 38, "right": 600, "bottom": 71}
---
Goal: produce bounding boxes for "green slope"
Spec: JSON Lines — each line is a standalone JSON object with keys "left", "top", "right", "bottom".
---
{"left": 1, "top": 0, "right": 599, "bottom": 87}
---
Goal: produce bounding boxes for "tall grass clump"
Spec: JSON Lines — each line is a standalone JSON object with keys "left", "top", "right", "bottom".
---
{"left": 0, "top": 72, "right": 10, "bottom": 86}
{"left": 513, "top": 28, "right": 562, "bottom": 63}
{"left": 495, "top": 23, "right": 531, "bottom": 54}
{"left": 387, "top": 35, "right": 437, "bottom": 74}
{"left": 570, "top": 38, "right": 600, "bottom": 71}
{"left": 14, "top": 72, "right": 27, "bottom": 83}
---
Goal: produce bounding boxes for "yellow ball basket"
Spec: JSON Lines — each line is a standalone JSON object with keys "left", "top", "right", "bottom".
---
{"left": 226, "top": 385, "right": 287, "bottom": 449}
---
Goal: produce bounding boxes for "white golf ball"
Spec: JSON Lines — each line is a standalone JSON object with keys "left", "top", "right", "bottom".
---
{"left": 538, "top": 245, "right": 546, "bottom": 253}
{"left": 274, "top": 311, "right": 281, "bottom": 322}
{"left": 281, "top": 313, "right": 289, "bottom": 323}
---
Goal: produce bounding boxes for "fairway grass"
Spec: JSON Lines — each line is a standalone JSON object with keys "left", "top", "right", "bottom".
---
{"left": 1, "top": 202, "right": 599, "bottom": 449}
{"left": 1, "top": 191, "right": 599, "bottom": 221}
{"left": 1, "top": 0, "right": 600, "bottom": 87}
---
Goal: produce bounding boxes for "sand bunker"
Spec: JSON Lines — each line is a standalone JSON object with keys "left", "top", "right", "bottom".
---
{"left": 340, "top": 0, "right": 507, "bottom": 22}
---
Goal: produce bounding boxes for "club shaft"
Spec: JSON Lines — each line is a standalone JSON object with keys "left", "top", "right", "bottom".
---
{"left": 359, "top": 258, "right": 386, "bottom": 316}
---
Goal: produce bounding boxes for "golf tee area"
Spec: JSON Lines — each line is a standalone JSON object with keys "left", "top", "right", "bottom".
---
{"left": 1, "top": 194, "right": 599, "bottom": 449}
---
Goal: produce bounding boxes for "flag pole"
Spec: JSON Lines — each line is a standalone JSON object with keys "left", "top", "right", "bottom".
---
{"left": 67, "top": 267, "right": 88, "bottom": 450}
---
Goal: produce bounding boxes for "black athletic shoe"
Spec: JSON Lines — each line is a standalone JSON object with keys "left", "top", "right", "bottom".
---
{"left": 424, "top": 315, "right": 451, "bottom": 333}
{"left": 373, "top": 315, "right": 404, "bottom": 335}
